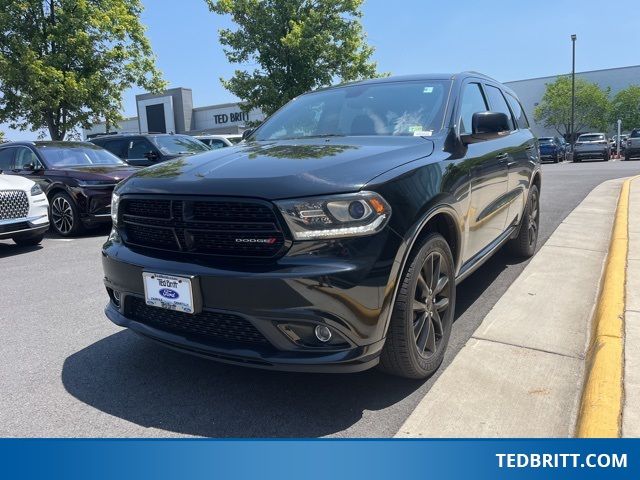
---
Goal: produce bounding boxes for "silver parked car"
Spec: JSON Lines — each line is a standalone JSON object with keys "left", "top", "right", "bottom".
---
{"left": 573, "top": 133, "right": 610, "bottom": 162}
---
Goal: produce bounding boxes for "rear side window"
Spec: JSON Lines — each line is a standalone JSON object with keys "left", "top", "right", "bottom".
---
{"left": 484, "top": 85, "right": 515, "bottom": 131}
{"left": 209, "top": 140, "right": 226, "bottom": 149}
{"left": 505, "top": 93, "right": 530, "bottom": 129}
{"left": 459, "top": 83, "right": 488, "bottom": 134}
{"left": 127, "top": 138, "right": 155, "bottom": 159}
{"left": 0, "top": 148, "right": 15, "bottom": 170}
{"left": 631, "top": 129, "right": 640, "bottom": 138}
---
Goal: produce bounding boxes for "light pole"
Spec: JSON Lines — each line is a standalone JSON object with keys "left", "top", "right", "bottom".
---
{"left": 570, "top": 34, "right": 577, "bottom": 146}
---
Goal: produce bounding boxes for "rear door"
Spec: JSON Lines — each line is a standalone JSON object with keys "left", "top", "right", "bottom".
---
{"left": 459, "top": 80, "right": 509, "bottom": 263}
{"left": 483, "top": 85, "right": 534, "bottom": 228}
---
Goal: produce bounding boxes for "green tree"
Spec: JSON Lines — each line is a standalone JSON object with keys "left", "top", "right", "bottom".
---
{"left": 0, "top": 130, "right": 5, "bottom": 143}
{"left": 534, "top": 76, "right": 610, "bottom": 140}
{"left": 0, "top": 0, "right": 166, "bottom": 140}
{"left": 610, "top": 85, "right": 640, "bottom": 132}
{"left": 205, "top": 0, "right": 382, "bottom": 116}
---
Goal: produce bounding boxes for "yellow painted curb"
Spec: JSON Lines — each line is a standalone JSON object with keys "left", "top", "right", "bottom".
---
{"left": 576, "top": 176, "right": 638, "bottom": 438}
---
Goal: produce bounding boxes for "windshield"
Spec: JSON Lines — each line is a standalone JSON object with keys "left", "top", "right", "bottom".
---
{"left": 578, "top": 134, "right": 605, "bottom": 142}
{"left": 254, "top": 80, "right": 451, "bottom": 141}
{"left": 150, "top": 135, "right": 210, "bottom": 155}
{"left": 39, "top": 145, "right": 126, "bottom": 167}
{"left": 538, "top": 138, "right": 554, "bottom": 144}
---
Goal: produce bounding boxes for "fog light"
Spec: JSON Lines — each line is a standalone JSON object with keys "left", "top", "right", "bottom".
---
{"left": 315, "top": 325, "right": 332, "bottom": 343}
{"left": 112, "top": 290, "right": 121, "bottom": 307}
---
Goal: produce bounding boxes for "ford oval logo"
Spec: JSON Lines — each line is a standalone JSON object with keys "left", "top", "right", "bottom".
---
{"left": 159, "top": 288, "right": 179, "bottom": 300}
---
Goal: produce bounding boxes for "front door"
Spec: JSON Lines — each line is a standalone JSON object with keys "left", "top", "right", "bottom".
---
{"left": 458, "top": 82, "right": 509, "bottom": 263}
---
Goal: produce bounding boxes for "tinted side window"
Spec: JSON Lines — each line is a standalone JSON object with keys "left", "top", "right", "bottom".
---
{"left": 505, "top": 93, "right": 530, "bottom": 129}
{"left": 209, "top": 140, "right": 226, "bottom": 149}
{"left": 459, "top": 83, "right": 488, "bottom": 134}
{"left": 484, "top": 85, "right": 515, "bottom": 131}
{"left": 0, "top": 148, "right": 15, "bottom": 170}
{"left": 127, "top": 138, "right": 155, "bottom": 159}
{"left": 99, "top": 139, "right": 128, "bottom": 158}
{"left": 14, "top": 147, "right": 41, "bottom": 169}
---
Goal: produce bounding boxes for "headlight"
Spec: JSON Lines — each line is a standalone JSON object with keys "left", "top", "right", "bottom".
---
{"left": 111, "top": 192, "right": 120, "bottom": 224}
{"left": 30, "top": 184, "right": 43, "bottom": 196}
{"left": 275, "top": 192, "right": 391, "bottom": 240}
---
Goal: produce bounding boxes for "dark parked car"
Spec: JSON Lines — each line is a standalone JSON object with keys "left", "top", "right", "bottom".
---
{"left": 90, "top": 133, "right": 210, "bottom": 167}
{"left": 538, "top": 136, "right": 564, "bottom": 163}
{"left": 0, "top": 142, "right": 138, "bottom": 236}
{"left": 625, "top": 129, "right": 640, "bottom": 160}
{"left": 573, "top": 133, "right": 610, "bottom": 162}
{"left": 103, "top": 73, "right": 541, "bottom": 379}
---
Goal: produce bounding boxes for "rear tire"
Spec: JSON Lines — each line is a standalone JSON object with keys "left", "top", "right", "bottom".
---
{"left": 379, "top": 233, "right": 455, "bottom": 379}
{"left": 509, "top": 185, "right": 540, "bottom": 258}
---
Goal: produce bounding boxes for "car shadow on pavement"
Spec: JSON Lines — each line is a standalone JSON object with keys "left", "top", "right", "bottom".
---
{"left": 61, "top": 330, "right": 423, "bottom": 438}
{"left": 0, "top": 242, "right": 43, "bottom": 258}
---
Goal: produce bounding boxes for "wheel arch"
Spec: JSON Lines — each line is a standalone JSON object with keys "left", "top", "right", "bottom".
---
{"left": 380, "top": 205, "right": 463, "bottom": 339}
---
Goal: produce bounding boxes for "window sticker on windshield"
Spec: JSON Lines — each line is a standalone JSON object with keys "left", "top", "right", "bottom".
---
{"left": 408, "top": 125, "right": 423, "bottom": 133}
{"left": 413, "top": 130, "right": 433, "bottom": 137}
{"left": 423, "top": 87, "right": 434, "bottom": 93}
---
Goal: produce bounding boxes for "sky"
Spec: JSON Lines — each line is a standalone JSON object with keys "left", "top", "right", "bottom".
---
{"left": 2, "top": 0, "right": 638, "bottom": 140}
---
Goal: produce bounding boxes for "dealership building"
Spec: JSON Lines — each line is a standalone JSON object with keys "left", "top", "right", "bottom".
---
{"left": 83, "top": 87, "right": 265, "bottom": 139}
{"left": 505, "top": 64, "right": 640, "bottom": 137}
{"left": 84, "top": 65, "right": 640, "bottom": 140}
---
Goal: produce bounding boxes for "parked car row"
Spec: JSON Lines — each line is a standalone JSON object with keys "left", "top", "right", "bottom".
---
{"left": 538, "top": 136, "right": 569, "bottom": 163}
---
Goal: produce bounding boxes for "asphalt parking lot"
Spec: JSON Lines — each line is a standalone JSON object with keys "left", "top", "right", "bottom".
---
{"left": 2, "top": 158, "right": 640, "bottom": 438}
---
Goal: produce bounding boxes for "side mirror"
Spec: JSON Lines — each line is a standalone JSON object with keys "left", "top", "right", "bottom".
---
{"left": 242, "top": 128, "right": 256, "bottom": 141}
{"left": 461, "top": 112, "right": 511, "bottom": 144}
{"left": 144, "top": 151, "right": 159, "bottom": 161}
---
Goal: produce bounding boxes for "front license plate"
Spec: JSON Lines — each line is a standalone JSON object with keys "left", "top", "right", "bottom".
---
{"left": 142, "top": 272, "right": 195, "bottom": 314}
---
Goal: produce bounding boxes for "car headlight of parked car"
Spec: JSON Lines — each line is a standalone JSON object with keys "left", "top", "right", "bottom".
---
{"left": 30, "top": 183, "right": 43, "bottom": 196}
{"left": 111, "top": 192, "right": 120, "bottom": 224}
{"left": 275, "top": 191, "right": 391, "bottom": 240}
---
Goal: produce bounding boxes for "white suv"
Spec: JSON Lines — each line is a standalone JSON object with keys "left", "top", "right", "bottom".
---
{"left": 0, "top": 174, "right": 50, "bottom": 246}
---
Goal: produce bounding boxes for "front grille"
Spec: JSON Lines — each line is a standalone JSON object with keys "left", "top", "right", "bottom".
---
{"left": 125, "top": 297, "right": 270, "bottom": 347}
{"left": 119, "top": 197, "right": 287, "bottom": 258}
{"left": 0, "top": 190, "right": 29, "bottom": 220}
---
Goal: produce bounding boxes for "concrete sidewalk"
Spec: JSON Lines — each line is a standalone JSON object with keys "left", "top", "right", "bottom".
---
{"left": 396, "top": 177, "right": 628, "bottom": 437}
{"left": 623, "top": 178, "right": 640, "bottom": 436}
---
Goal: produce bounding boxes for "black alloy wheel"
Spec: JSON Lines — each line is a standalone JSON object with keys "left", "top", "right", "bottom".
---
{"left": 380, "top": 233, "right": 455, "bottom": 379}
{"left": 413, "top": 251, "right": 451, "bottom": 358}
{"left": 509, "top": 184, "right": 539, "bottom": 258}
{"left": 51, "top": 192, "right": 83, "bottom": 236}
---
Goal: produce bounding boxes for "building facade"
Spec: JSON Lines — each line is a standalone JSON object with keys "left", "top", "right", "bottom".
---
{"left": 504, "top": 65, "right": 640, "bottom": 138}
{"left": 83, "top": 87, "right": 264, "bottom": 138}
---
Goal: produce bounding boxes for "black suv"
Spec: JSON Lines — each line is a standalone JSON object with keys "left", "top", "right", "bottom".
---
{"left": 90, "top": 133, "right": 210, "bottom": 167}
{"left": 102, "top": 73, "right": 541, "bottom": 379}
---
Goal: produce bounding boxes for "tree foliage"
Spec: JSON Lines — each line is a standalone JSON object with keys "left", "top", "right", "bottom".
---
{"left": 610, "top": 85, "right": 640, "bottom": 132}
{"left": 205, "top": 0, "right": 382, "bottom": 116}
{"left": 0, "top": 0, "right": 166, "bottom": 140}
{"left": 0, "top": 130, "right": 5, "bottom": 142}
{"left": 534, "top": 76, "right": 610, "bottom": 138}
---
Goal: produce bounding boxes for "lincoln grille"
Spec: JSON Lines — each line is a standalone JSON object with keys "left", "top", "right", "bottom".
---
{"left": 0, "top": 190, "right": 29, "bottom": 220}
{"left": 119, "top": 197, "right": 287, "bottom": 258}
{"left": 126, "top": 297, "right": 270, "bottom": 347}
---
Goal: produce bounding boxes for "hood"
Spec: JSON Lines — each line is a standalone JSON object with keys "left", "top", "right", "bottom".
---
{"left": 118, "top": 137, "right": 435, "bottom": 199}
{"left": 55, "top": 165, "right": 140, "bottom": 183}
{"left": 0, "top": 173, "right": 35, "bottom": 192}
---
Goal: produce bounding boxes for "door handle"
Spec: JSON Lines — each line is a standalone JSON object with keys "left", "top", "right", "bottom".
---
{"left": 496, "top": 153, "right": 509, "bottom": 162}
{"left": 525, "top": 144, "right": 536, "bottom": 151}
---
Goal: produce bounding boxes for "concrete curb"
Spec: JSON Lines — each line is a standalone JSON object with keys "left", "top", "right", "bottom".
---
{"left": 395, "top": 177, "right": 630, "bottom": 438}
{"left": 577, "top": 176, "right": 638, "bottom": 437}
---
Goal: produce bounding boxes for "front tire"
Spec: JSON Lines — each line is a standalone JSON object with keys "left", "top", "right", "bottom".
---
{"left": 13, "top": 233, "right": 45, "bottom": 246}
{"left": 50, "top": 192, "right": 84, "bottom": 237}
{"left": 379, "top": 233, "right": 455, "bottom": 379}
{"left": 509, "top": 184, "right": 540, "bottom": 258}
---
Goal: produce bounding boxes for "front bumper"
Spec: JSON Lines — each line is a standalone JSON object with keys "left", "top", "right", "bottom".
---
{"left": 71, "top": 186, "right": 115, "bottom": 227}
{"left": 0, "top": 216, "right": 49, "bottom": 239}
{"left": 102, "top": 227, "right": 403, "bottom": 372}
